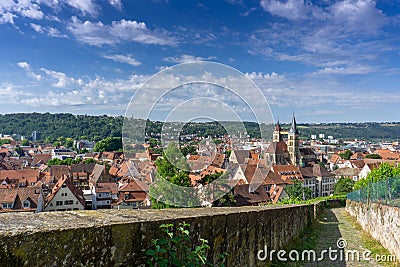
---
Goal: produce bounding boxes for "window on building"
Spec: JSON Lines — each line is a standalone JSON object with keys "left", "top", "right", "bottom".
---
{"left": 64, "top": 200, "right": 73, "bottom": 205}
{"left": 125, "top": 194, "right": 130, "bottom": 200}
{"left": 2, "top": 203, "right": 12, "bottom": 209}
{"left": 56, "top": 201, "right": 63, "bottom": 206}
{"left": 23, "top": 200, "right": 30, "bottom": 208}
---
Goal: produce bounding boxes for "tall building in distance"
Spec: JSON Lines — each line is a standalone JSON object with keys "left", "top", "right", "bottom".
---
{"left": 287, "top": 114, "right": 301, "bottom": 166}
{"left": 31, "top": 131, "right": 41, "bottom": 142}
{"left": 272, "top": 120, "right": 283, "bottom": 142}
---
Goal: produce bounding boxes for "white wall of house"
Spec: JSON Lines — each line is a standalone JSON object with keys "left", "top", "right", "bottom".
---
{"left": 45, "top": 184, "right": 84, "bottom": 211}
{"left": 358, "top": 165, "right": 371, "bottom": 179}
{"left": 303, "top": 178, "right": 316, "bottom": 198}
{"left": 317, "top": 177, "right": 336, "bottom": 197}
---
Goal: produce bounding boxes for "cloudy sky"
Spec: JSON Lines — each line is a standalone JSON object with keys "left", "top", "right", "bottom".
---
{"left": 0, "top": 0, "right": 399, "bottom": 123}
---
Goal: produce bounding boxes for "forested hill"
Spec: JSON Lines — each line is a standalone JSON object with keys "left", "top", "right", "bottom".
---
{"left": 0, "top": 113, "right": 123, "bottom": 142}
{"left": 0, "top": 113, "right": 399, "bottom": 142}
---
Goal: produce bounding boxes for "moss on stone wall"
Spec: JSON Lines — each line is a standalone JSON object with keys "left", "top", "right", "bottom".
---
{"left": 0, "top": 202, "right": 335, "bottom": 266}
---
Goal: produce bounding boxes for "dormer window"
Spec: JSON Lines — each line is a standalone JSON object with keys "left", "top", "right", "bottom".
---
{"left": 23, "top": 200, "right": 30, "bottom": 208}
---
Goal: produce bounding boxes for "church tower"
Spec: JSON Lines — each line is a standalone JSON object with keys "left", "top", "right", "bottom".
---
{"left": 288, "top": 114, "right": 300, "bottom": 166}
{"left": 272, "top": 120, "right": 283, "bottom": 142}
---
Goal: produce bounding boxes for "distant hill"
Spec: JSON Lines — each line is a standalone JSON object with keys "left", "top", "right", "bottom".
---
{"left": 0, "top": 113, "right": 399, "bottom": 142}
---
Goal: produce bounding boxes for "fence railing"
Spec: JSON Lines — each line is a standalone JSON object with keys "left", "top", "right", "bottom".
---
{"left": 347, "top": 176, "right": 400, "bottom": 207}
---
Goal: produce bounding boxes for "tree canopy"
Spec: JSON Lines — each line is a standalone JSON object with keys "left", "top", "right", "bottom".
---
{"left": 354, "top": 163, "right": 400, "bottom": 190}
{"left": 284, "top": 180, "right": 313, "bottom": 201}
{"left": 93, "top": 137, "right": 122, "bottom": 152}
{"left": 339, "top": 150, "right": 353, "bottom": 160}
{"left": 334, "top": 177, "right": 355, "bottom": 194}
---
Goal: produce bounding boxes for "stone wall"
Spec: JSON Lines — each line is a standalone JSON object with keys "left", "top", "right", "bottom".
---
{"left": 346, "top": 200, "right": 400, "bottom": 261}
{"left": 0, "top": 202, "right": 329, "bottom": 266}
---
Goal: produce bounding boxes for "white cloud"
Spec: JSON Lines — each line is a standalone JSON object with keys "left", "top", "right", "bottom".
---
{"left": 260, "top": 0, "right": 326, "bottom": 20}
{"left": 30, "top": 23, "right": 67, "bottom": 38}
{"left": 39, "top": 68, "right": 83, "bottom": 87}
{"left": 163, "top": 54, "right": 215, "bottom": 63}
{"left": 328, "top": 0, "right": 386, "bottom": 33}
{"left": 64, "top": 0, "right": 97, "bottom": 16}
{"left": 311, "top": 65, "right": 375, "bottom": 75}
{"left": 252, "top": 0, "right": 390, "bottom": 74}
{"left": 17, "top": 61, "right": 30, "bottom": 69}
{"left": 108, "top": 0, "right": 122, "bottom": 10}
{"left": 67, "top": 17, "right": 177, "bottom": 46}
{"left": 20, "top": 4, "right": 44, "bottom": 19}
{"left": 0, "top": 12, "right": 16, "bottom": 24}
{"left": 103, "top": 54, "right": 141, "bottom": 66}
{"left": 17, "top": 61, "right": 42, "bottom": 80}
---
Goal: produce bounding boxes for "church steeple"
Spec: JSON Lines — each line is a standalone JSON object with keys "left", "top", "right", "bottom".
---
{"left": 288, "top": 114, "right": 300, "bottom": 166}
{"left": 289, "top": 114, "right": 299, "bottom": 134}
{"left": 273, "top": 120, "right": 282, "bottom": 142}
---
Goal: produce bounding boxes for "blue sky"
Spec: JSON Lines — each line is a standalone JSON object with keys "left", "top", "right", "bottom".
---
{"left": 0, "top": 0, "right": 399, "bottom": 123}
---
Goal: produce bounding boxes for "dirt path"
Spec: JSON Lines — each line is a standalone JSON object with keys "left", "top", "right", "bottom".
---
{"left": 303, "top": 207, "right": 381, "bottom": 267}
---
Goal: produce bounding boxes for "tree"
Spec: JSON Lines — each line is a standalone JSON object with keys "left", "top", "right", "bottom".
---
{"left": 334, "top": 177, "right": 355, "bottom": 194}
{"left": 354, "top": 163, "right": 397, "bottom": 190}
{"left": 83, "top": 158, "right": 96, "bottom": 164}
{"left": 365, "top": 154, "right": 382, "bottom": 159}
{"left": 151, "top": 143, "right": 194, "bottom": 208}
{"left": 64, "top": 138, "right": 74, "bottom": 148}
{"left": 339, "top": 150, "right": 353, "bottom": 160}
{"left": 21, "top": 139, "right": 30, "bottom": 146}
{"left": 93, "top": 137, "right": 122, "bottom": 152}
{"left": 285, "top": 180, "right": 313, "bottom": 201}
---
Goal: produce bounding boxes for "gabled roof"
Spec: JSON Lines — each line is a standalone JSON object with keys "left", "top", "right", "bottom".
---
{"left": 312, "top": 164, "right": 335, "bottom": 177}
{"left": 350, "top": 152, "right": 364, "bottom": 160}
{"left": 350, "top": 160, "right": 365, "bottom": 169}
{"left": 96, "top": 182, "right": 118, "bottom": 194}
{"left": 211, "top": 153, "right": 225, "bottom": 168}
{"left": 119, "top": 178, "right": 149, "bottom": 192}
{"left": 299, "top": 167, "right": 317, "bottom": 179}
{"left": 0, "top": 186, "right": 41, "bottom": 210}
{"left": 272, "top": 165, "right": 304, "bottom": 182}
{"left": 234, "top": 184, "right": 270, "bottom": 206}
{"left": 50, "top": 165, "right": 70, "bottom": 180}
{"left": 266, "top": 142, "right": 288, "bottom": 154}
{"left": 233, "top": 150, "right": 251, "bottom": 165}
{"left": 366, "top": 162, "right": 381, "bottom": 170}
{"left": 46, "top": 175, "right": 85, "bottom": 207}
{"left": 32, "top": 154, "right": 52, "bottom": 166}
{"left": 90, "top": 164, "right": 105, "bottom": 184}
{"left": 329, "top": 154, "right": 341, "bottom": 164}
{"left": 332, "top": 167, "right": 360, "bottom": 177}
{"left": 262, "top": 167, "right": 286, "bottom": 186}
{"left": 0, "top": 170, "right": 41, "bottom": 185}
{"left": 71, "top": 163, "right": 96, "bottom": 174}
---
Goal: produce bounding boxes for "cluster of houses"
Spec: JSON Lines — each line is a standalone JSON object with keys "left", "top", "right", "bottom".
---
{"left": 1, "top": 115, "right": 399, "bottom": 212}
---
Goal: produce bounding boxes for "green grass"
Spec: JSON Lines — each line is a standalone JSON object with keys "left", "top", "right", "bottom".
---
{"left": 343, "top": 211, "right": 398, "bottom": 267}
